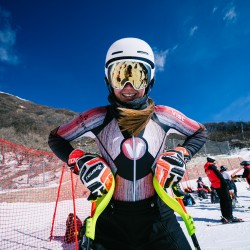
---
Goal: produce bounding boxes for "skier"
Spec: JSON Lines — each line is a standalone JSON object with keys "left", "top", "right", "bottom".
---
{"left": 239, "top": 161, "right": 250, "bottom": 189}
{"left": 204, "top": 157, "right": 240, "bottom": 223}
{"left": 48, "top": 37, "right": 207, "bottom": 250}
{"left": 220, "top": 165, "right": 237, "bottom": 207}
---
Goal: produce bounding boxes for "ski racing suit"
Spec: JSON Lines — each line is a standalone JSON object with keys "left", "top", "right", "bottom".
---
{"left": 49, "top": 104, "right": 207, "bottom": 250}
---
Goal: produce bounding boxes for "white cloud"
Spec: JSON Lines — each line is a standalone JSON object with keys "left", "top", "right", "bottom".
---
{"left": 213, "top": 94, "right": 250, "bottom": 121}
{"left": 0, "top": 6, "right": 19, "bottom": 65}
{"left": 212, "top": 7, "right": 218, "bottom": 14}
{"left": 223, "top": 6, "right": 237, "bottom": 23}
{"left": 172, "top": 44, "right": 178, "bottom": 51}
{"left": 189, "top": 26, "right": 198, "bottom": 36}
{"left": 154, "top": 49, "right": 169, "bottom": 72}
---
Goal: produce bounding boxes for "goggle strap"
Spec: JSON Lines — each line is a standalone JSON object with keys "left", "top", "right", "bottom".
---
{"left": 106, "top": 56, "right": 154, "bottom": 69}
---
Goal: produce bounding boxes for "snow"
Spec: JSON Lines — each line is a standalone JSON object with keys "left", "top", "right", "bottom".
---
{"left": 0, "top": 91, "right": 29, "bottom": 102}
{"left": 0, "top": 148, "right": 250, "bottom": 250}
{"left": 181, "top": 179, "right": 250, "bottom": 250}
{"left": 0, "top": 199, "right": 91, "bottom": 250}
{"left": 0, "top": 179, "right": 249, "bottom": 249}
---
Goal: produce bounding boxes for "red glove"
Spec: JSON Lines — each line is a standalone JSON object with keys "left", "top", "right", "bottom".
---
{"left": 68, "top": 149, "right": 85, "bottom": 174}
{"left": 155, "top": 149, "right": 186, "bottom": 189}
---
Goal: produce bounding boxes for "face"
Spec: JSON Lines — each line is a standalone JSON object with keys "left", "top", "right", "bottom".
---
{"left": 113, "top": 82, "right": 145, "bottom": 102}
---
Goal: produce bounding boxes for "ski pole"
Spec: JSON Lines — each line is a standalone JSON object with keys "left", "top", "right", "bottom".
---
{"left": 231, "top": 166, "right": 244, "bottom": 177}
{"left": 176, "top": 198, "right": 187, "bottom": 213}
{"left": 176, "top": 198, "right": 201, "bottom": 250}
{"left": 70, "top": 170, "right": 79, "bottom": 250}
{"left": 85, "top": 173, "right": 115, "bottom": 241}
{"left": 153, "top": 176, "right": 201, "bottom": 250}
{"left": 81, "top": 174, "right": 115, "bottom": 250}
{"left": 50, "top": 164, "right": 66, "bottom": 241}
{"left": 84, "top": 201, "right": 97, "bottom": 250}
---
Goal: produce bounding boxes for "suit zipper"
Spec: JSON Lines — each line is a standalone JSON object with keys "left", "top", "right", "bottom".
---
{"left": 132, "top": 136, "right": 136, "bottom": 201}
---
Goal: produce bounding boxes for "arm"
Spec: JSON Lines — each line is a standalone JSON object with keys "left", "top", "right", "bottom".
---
{"left": 48, "top": 107, "right": 112, "bottom": 202}
{"left": 154, "top": 106, "right": 207, "bottom": 190}
{"left": 48, "top": 106, "right": 107, "bottom": 163}
{"left": 154, "top": 106, "right": 208, "bottom": 159}
{"left": 48, "top": 127, "right": 74, "bottom": 163}
{"left": 242, "top": 169, "right": 248, "bottom": 178}
{"left": 181, "top": 125, "right": 207, "bottom": 158}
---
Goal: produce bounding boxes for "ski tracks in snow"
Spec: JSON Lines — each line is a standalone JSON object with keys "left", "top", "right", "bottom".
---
{"left": 178, "top": 181, "right": 250, "bottom": 250}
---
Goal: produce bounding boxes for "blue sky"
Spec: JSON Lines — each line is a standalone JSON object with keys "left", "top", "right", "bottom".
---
{"left": 0, "top": 0, "right": 249, "bottom": 123}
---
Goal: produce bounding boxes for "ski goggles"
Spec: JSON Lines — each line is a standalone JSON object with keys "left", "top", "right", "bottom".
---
{"left": 107, "top": 61, "right": 151, "bottom": 90}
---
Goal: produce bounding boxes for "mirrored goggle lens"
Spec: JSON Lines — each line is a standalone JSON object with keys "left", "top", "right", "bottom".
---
{"left": 107, "top": 61, "right": 151, "bottom": 90}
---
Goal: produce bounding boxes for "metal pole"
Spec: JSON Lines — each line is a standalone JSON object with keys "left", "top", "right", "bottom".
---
{"left": 204, "top": 143, "right": 207, "bottom": 156}
{"left": 241, "top": 123, "right": 245, "bottom": 140}
{"left": 227, "top": 141, "right": 231, "bottom": 155}
{"left": 42, "top": 161, "right": 45, "bottom": 186}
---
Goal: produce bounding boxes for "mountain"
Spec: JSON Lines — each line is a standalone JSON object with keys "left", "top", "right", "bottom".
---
{"left": 0, "top": 92, "right": 249, "bottom": 151}
{"left": 0, "top": 92, "right": 77, "bottom": 151}
{"left": 204, "top": 121, "right": 250, "bottom": 148}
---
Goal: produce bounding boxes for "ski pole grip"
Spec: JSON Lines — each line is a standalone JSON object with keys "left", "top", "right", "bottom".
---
{"left": 85, "top": 174, "right": 115, "bottom": 240}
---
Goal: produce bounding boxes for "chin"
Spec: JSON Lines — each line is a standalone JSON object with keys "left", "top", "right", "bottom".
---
{"left": 122, "top": 97, "right": 137, "bottom": 102}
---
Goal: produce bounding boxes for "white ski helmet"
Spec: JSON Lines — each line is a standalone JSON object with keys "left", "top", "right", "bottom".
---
{"left": 105, "top": 37, "right": 155, "bottom": 90}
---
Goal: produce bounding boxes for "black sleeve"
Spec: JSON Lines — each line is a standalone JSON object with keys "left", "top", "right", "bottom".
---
{"left": 242, "top": 169, "right": 248, "bottom": 178}
{"left": 181, "top": 126, "right": 208, "bottom": 157}
{"left": 208, "top": 165, "right": 226, "bottom": 182}
{"left": 48, "top": 127, "right": 74, "bottom": 163}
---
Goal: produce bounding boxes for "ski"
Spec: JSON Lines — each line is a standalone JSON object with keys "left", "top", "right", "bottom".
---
{"left": 233, "top": 205, "right": 250, "bottom": 209}
{"left": 207, "top": 219, "right": 250, "bottom": 227}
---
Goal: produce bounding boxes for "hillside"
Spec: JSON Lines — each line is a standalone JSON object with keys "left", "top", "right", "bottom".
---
{"left": 0, "top": 92, "right": 250, "bottom": 151}
{"left": 0, "top": 92, "right": 77, "bottom": 151}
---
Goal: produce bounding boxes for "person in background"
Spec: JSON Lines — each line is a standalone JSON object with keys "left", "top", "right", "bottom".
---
{"left": 196, "top": 177, "right": 209, "bottom": 199}
{"left": 220, "top": 165, "right": 237, "bottom": 207}
{"left": 230, "top": 176, "right": 238, "bottom": 198}
{"left": 237, "top": 161, "right": 250, "bottom": 189}
{"left": 183, "top": 193, "right": 196, "bottom": 206}
{"left": 184, "top": 186, "right": 193, "bottom": 193}
{"left": 172, "top": 184, "right": 196, "bottom": 206}
{"left": 48, "top": 37, "right": 207, "bottom": 249}
{"left": 204, "top": 157, "right": 240, "bottom": 223}
{"left": 210, "top": 186, "right": 220, "bottom": 204}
